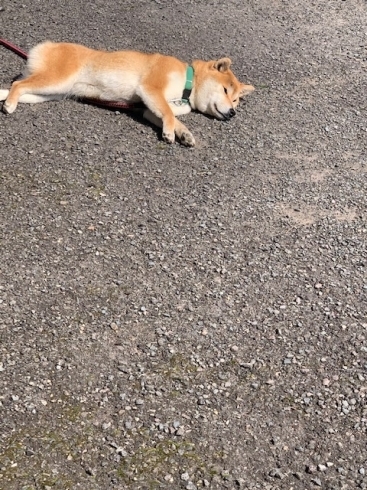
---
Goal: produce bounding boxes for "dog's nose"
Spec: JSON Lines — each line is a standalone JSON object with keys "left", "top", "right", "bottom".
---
{"left": 228, "top": 108, "right": 236, "bottom": 118}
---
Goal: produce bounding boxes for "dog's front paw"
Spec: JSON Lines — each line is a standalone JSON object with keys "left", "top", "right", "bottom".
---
{"left": 180, "top": 132, "right": 195, "bottom": 147}
{"left": 162, "top": 131, "right": 175, "bottom": 144}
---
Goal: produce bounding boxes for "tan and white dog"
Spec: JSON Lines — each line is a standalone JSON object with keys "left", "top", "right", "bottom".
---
{"left": 0, "top": 41, "right": 254, "bottom": 146}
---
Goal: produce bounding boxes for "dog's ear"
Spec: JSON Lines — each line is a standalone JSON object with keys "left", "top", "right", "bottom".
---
{"left": 239, "top": 83, "right": 255, "bottom": 98}
{"left": 212, "top": 57, "right": 232, "bottom": 72}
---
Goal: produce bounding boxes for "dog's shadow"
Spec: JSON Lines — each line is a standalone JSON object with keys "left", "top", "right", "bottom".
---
{"left": 81, "top": 99, "right": 230, "bottom": 140}
{"left": 81, "top": 99, "right": 166, "bottom": 140}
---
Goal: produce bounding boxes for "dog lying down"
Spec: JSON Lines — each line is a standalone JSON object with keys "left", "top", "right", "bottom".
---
{"left": 0, "top": 41, "right": 254, "bottom": 146}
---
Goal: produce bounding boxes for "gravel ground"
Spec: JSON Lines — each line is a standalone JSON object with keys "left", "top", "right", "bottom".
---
{"left": 1, "top": 0, "right": 367, "bottom": 489}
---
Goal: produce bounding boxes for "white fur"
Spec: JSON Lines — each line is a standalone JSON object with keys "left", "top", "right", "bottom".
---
{"left": 0, "top": 90, "right": 64, "bottom": 104}
{"left": 0, "top": 89, "right": 9, "bottom": 101}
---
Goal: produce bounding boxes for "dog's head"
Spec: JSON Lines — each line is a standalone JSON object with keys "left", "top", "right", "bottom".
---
{"left": 191, "top": 58, "right": 254, "bottom": 120}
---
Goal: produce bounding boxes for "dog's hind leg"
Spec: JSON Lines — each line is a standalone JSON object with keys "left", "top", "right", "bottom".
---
{"left": 1, "top": 89, "right": 63, "bottom": 106}
{"left": 3, "top": 76, "right": 41, "bottom": 113}
{"left": 2, "top": 74, "right": 69, "bottom": 114}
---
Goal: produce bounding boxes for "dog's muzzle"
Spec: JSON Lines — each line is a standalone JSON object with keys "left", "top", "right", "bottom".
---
{"left": 224, "top": 108, "right": 236, "bottom": 120}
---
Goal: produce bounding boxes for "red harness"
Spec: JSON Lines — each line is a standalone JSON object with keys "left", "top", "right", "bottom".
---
{"left": 0, "top": 38, "right": 138, "bottom": 110}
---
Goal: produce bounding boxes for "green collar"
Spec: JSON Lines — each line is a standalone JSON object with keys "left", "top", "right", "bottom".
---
{"left": 185, "top": 66, "right": 194, "bottom": 91}
{"left": 182, "top": 65, "right": 194, "bottom": 103}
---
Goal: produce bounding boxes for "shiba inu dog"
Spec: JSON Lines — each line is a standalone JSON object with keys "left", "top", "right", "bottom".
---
{"left": 0, "top": 41, "right": 254, "bottom": 146}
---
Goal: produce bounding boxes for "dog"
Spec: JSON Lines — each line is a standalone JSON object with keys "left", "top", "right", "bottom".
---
{"left": 0, "top": 41, "right": 254, "bottom": 146}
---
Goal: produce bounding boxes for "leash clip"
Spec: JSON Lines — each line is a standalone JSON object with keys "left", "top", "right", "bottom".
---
{"left": 171, "top": 99, "right": 190, "bottom": 107}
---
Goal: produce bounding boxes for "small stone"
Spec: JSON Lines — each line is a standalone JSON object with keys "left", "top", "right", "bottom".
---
{"left": 311, "top": 477, "right": 322, "bottom": 486}
{"left": 181, "top": 472, "right": 190, "bottom": 481}
{"left": 176, "top": 427, "right": 185, "bottom": 436}
{"left": 234, "top": 478, "right": 245, "bottom": 487}
{"left": 294, "top": 472, "right": 303, "bottom": 480}
{"left": 308, "top": 440, "right": 316, "bottom": 449}
{"left": 306, "top": 464, "right": 317, "bottom": 474}
{"left": 240, "top": 359, "right": 256, "bottom": 369}
{"left": 186, "top": 483, "right": 197, "bottom": 490}
{"left": 135, "top": 398, "right": 144, "bottom": 405}
{"left": 116, "top": 447, "right": 127, "bottom": 457}
{"left": 269, "top": 469, "right": 284, "bottom": 479}
{"left": 231, "top": 345, "right": 239, "bottom": 352}
{"left": 359, "top": 468, "right": 365, "bottom": 476}
{"left": 221, "top": 470, "right": 230, "bottom": 479}
{"left": 317, "top": 464, "right": 327, "bottom": 472}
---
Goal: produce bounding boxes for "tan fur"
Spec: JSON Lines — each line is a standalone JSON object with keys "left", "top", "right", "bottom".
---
{"left": 0, "top": 41, "right": 254, "bottom": 146}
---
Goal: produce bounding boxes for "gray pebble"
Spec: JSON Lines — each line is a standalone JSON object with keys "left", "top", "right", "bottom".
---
{"left": 311, "top": 477, "right": 322, "bottom": 487}
{"left": 269, "top": 468, "right": 285, "bottom": 479}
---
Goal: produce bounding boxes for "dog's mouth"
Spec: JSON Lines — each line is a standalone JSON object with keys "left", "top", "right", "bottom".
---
{"left": 214, "top": 105, "right": 235, "bottom": 121}
{"left": 214, "top": 105, "right": 226, "bottom": 120}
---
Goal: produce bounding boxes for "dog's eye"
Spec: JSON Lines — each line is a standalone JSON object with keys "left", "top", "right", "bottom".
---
{"left": 223, "top": 87, "right": 228, "bottom": 94}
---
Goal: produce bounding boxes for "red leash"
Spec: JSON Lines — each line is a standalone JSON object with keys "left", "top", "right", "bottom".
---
{"left": 0, "top": 38, "right": 28, "bottom": 59}
{"left": 0, "top": 38, "right": 138, "bottom": 111}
